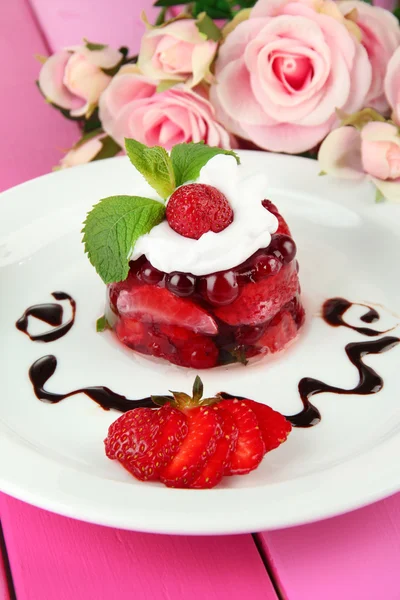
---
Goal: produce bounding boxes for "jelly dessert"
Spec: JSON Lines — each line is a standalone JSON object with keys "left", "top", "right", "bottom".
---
{"left": 83, "top": 139, "right": 305, "bottom": 369}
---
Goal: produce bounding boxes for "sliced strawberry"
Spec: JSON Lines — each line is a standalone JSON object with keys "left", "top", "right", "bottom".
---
{"left": 242, "top": 399, "right": 292, "bottom": 452}
{"left": 214, "top": 263, "right": 299, "bottom": 326}
{"left": 160, "top": 406, "right": 223, "bottom": 488}
{"left": 218, "top": 399, "right": 265, "bottom": 475}
{"left": 104, "top": 405, "right": 188, "bottom": 481}
{"left": 256, "top": 309, "right": 299, "bottom": 354}
{"left": 116, "top": 318, "right": 146, "bottom": 346}
{"left": 191, "top": 406, "right": 239, "bottom": 489}
{"left": 116, "top": 286, "right": 218, "bottom": 335}
{"left": 262, "top": 200, "right": 291, "bottom": 236}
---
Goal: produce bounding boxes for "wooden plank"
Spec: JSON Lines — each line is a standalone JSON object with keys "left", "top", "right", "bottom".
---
{"left": 0, "top": 524, "right": 11, "bottom": 600}
{"left": 1, "top": 495, "right": 277, "bottom": 600}
{"left": 0, "top": 0, "right": 77, "bottom": 192}
{"left": 258, "top": 493, "right": 400, "bottom": 600}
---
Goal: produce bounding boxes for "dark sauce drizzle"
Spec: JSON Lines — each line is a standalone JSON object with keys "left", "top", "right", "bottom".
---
{"left": 322, "top": 297, "right": 393, "bottom": 337}
{"left": 22, "top": 295, "right": 399, "bottom": 429}
{"left": 16, "top": 292, "right": 76, "bottom": 342}
{"left": 29, "top": 355, "right": 158, "bottom": 411}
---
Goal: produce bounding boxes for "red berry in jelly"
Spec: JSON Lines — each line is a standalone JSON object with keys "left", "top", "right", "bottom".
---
{"left": 166, "top": 272, "right": 196, "bottom": 297}
{"left": 201, "top": 271, "right": 239, "bottom": 306}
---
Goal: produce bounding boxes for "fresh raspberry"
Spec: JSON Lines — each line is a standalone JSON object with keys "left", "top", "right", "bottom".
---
{"left": 242, "top": 399, "right": 292, "bottom": 452}
{"left": 104, "top": 405, "right": 188, "bottom": 481}
{"left": 166, "top": 183, "right": 233, "bottom": 240}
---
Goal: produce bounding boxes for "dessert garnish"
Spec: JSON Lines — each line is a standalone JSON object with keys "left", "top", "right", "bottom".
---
{"left": 104, "top": 376, "right": 291, "bottom": 489}
{"left": 82, "top": 139, "right": 239, "bottom": 284}
{"left": 81, "top": 138, "right": 305, "bottom": 368}
{"left": 16, "top": 292, "right": 76, "bottom": 342}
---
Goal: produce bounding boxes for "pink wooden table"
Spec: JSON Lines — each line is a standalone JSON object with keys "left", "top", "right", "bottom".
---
{"left": 1, "top": 1, "right": 400, "bottom": 598}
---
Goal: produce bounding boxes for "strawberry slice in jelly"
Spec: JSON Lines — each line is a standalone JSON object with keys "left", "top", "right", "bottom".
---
{"left": 116, "top": 285, "right": 218, "bottom": 336}
{"left": 214, "top": 263, "right": 299, "bottom": 326}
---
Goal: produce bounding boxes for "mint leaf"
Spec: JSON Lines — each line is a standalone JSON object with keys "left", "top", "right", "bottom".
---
{"left": 96, "top": 315, "right": 110, "bottom": 332}
{"left": 196, "top": 12, "right": 222, "bottom": 41}
{"left": 170, "top": 142, "right": 240, "bottom": 187}
{"left": 82, "top": 195, "right": 165, "bottom": 284}
{"left": 125, "top": 138, "right": 175, "bottom": 200}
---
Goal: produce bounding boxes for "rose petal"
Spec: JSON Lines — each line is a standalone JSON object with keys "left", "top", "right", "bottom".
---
{"left": 318, "top": 126, "right": 364, "bottom": 179}
{"left": 38, "top": 51, "right": 85, "bottom": 111}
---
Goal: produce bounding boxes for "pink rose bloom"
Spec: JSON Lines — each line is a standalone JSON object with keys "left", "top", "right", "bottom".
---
{"left": 318, "top": 121, "right": 400, "bottom": 202}
{"left": 210, "top": 0, "right": 371, "bottom": 154}
{"left": 39, "top": 44, "right": 123, "bottom": 118}
{"left": 339, "top": 1, "right": 400, "bottom": 114}
{"left": 59, "top": 133, "right": 121, "bottom": 169}
{"left": 385, "top": 47, "right": 400, "bottom": 125}
{"left": 99, "top": 68, "right": 234, "bottom": 150}
{"left": 138, "top": 19, "right": 218, "bottom": 87}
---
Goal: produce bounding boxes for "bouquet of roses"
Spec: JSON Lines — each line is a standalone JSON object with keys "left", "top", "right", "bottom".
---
{"left": 37, "top": 0, "right": 400, "bottom": 201}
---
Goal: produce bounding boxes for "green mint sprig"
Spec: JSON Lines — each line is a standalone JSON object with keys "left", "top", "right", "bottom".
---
{"left": 126, "top": 138, "right": 239, "bottom": 197}
{"left": 83, "top": 138, "right": 240, "bottom": 285}
{"left": 82, "top": 195, "right": 165, "bottom": 284}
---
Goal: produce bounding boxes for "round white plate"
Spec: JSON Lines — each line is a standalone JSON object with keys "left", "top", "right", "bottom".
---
{"left": 0, "top": 151, "right": 399, "bottom": 535}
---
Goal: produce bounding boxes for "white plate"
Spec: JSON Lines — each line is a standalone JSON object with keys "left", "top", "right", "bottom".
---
{"left": 0, "top": 151, "right": 399, "bottom": 535}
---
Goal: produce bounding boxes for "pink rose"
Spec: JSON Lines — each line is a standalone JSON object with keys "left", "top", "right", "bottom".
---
{"left": 385, "top": 47, "right": 400, "bottom": 125}
{"left": 99, "top": 65, "right": 158, "bottom": 137}
{"left": 38, "top": 44, "right": 123, "bottom": 118}
{"left": 138, "top": 18, "right": 218, "bottom": 87}
{"left": 318, "top": 120, "right": 400, "bottom": 201}
{"left": 99, "top": 71, "right": 234, "bottom": 149}
{"left": 59, "top": 133, "right": 121, "bottom": 169}
{"left": 210, "top": 0, "right": 371, "bottom": 154}
{"left": 339, "top": 1, "right": 400, "bottom": 114}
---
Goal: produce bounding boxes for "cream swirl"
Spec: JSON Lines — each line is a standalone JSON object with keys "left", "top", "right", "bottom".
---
{"left": 131, "top": 155, "right": 278, "bottom": 275}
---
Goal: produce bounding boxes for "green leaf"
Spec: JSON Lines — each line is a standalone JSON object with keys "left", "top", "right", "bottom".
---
{"left": 84, "top": 38, "right": 108, "bottom": 51}
{"left": 155, "top": 6, "right": 168, "bottom": 25}
{"left": 82, "top": 195, "right": 166, "bottom": 284}
{"left": 96, "top": 315, "right": 110, "bottom": 332}
{"left": 318, "top": 170, "right": 327, "bottom": 176}
{"left": 192, "top": 376, "right": 204, "bottom": 403}
{"left": 337, "top": 107, "right": 386, "bottom": 131}
{"left": 156, "top": 80, "right": 178, "bottom": 93}
{"left": 394, "top": 6, "right": 400, "bottom": 22}
{"left": 92, "top": 136, "right": 121, "bottom": 161}
{"left": 154, "top": 0, "right": 191, "bottom": 6}
{"left": 125, "top": 138, "right": 175, "bottom": 200}
{"left": 193, "top": 0, "right": 233, "bottom": 20}
{"left": 196, "top": 12, "right": 222, "bottom": 41}
{"left": 170, "top": 142, "right": 240, "bottom": 187}
{"left": 151, "top": 394, "right": 174, "bottom": 406}
{"left": 375, "top": 188, "right": 385, "bottom": 203}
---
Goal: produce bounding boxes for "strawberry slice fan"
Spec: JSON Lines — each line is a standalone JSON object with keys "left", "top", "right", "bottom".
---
{"left": 104, "top": 377, "right": 292, "bottom": 489}
{"left": 82, "top": 138, "right": 304, "bottom": 488}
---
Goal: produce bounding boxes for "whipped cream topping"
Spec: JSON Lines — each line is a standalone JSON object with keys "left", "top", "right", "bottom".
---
{"left": 131, "top": 155, "right": 278, "bottom": 276}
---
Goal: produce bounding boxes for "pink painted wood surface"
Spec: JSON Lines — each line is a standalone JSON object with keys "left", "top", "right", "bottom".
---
{"left": 0, "top": 0, "right": 77, "bottom": 192}
{"left": 258, "top": 492, "right": 400, "bottom": 600}
{"left": 29, "top": 0, "right": 158, "bottom": 53}
{"left": 1, "top": 495, "right": 276, "bottom": 600}
{"left": 0, "top": 536, "right": 11, "bottom": 600}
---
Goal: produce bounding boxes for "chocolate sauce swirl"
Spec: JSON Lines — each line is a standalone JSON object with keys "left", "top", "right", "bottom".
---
{"left": 287, "top": 336, "right": 400, "bottom": 427}
{"left": 322, "top": 297, "right": 393, "bottom": 337}
{"left": 29, "top": 355, "right": 158, "bottom": 411}
{"left": 16, "top": 292, "right": 76, "bottom": 342}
